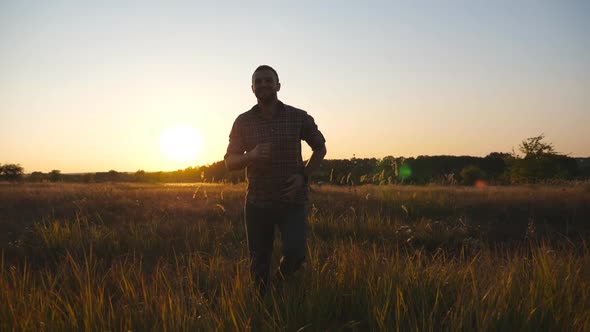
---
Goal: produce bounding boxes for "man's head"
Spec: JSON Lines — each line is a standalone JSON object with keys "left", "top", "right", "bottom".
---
{"left": 252, "top": 65, "right": 281, "bottom": 104}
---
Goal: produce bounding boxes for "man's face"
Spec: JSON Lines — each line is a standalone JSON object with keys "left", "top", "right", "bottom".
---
{"left": 251, "top": 69, "right": 281, "bottom": 103}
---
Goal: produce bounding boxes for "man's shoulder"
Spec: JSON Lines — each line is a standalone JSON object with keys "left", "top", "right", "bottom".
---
{"left": 283, "top": 103, "right": 309, "bottom": 117}
{"left": 234, "top": 106, "right": 258, "bottom": 123}
{"left": 233, "top": 102, "right": 310, "bottom": 123}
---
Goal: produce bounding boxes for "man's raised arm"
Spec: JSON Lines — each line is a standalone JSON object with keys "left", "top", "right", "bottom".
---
{"left": 303, "top": 145, "right": 327, "bottom": 178}
{"left": 225, "top": 143, "right": 271, "bottom": 171}
{"left": 225, "top": 152, "right": 251, "bottom": 171}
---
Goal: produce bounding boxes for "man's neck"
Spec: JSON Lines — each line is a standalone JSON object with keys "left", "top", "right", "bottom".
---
{"left": 257, "top": 99, "right": 279, "bottom": 119}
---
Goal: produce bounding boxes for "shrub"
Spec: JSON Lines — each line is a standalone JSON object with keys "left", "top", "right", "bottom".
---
{"left": 460, "top": 165, "right": 486, "bottom": 185}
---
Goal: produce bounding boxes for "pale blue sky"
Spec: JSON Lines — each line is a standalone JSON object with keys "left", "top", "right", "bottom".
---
{"left": 1, "top": 1, "right": 589, "bottom": 172}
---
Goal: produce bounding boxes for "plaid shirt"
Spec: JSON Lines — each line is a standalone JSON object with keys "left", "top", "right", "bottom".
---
{"left": 225, "top": 101, "right": 326, "bottom": 207}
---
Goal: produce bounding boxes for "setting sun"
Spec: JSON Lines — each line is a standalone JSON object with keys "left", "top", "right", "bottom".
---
{"left": 159, "top": 125, "right": 203, "bottom": 164}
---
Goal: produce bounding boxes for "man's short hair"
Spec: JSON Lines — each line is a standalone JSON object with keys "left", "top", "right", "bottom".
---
{"left": 254, "top": 65, "right": 279, "bottom": 83}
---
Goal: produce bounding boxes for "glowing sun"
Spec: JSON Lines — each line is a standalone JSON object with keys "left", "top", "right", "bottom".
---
{"left": 160, "top": 125, "right": 203, "bottom": 163}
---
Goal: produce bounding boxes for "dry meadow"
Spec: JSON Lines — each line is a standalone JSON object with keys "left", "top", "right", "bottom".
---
{"left": 1, "top": 182, "right": 589, "bottom": 331}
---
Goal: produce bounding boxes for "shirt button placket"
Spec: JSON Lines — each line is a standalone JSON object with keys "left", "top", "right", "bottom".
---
{"left": 271, "top": 119, "right": 277, "bottom": 137}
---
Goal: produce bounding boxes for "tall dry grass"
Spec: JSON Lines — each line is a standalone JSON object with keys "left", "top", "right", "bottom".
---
{"left": 1, "top": 183, "right": 589, "bottom": 331}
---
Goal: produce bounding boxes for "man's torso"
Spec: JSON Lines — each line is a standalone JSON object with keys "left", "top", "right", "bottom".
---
{"left": 236, "top": 102, "right": 308, "bottom": 207}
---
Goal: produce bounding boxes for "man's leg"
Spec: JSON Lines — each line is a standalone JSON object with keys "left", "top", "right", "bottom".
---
{"left": 277, "top": 204, "right": 307, "bottom": 278}
{"left": 244, "top": 203, "right": 275, "bottom": 292}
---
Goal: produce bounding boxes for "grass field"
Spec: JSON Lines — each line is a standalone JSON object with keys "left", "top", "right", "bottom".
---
{"left": 1, "top": 182, "right": 589, "bottom": 331}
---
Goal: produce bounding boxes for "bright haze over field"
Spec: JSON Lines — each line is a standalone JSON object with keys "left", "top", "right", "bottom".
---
{"left": 1, "top": 1, "right": 589, "bottom": 173}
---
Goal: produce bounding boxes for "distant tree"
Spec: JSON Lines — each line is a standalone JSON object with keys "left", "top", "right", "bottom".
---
{"left": 0, "top": 163, "right": 24, "bottom": 181}
{"left": 375, "top": 156, "right": 396, "bottom": 181}
{"left": 151, "top": 171, "right": 163, "bottom": 182}
{"left": 518, "top": 134, "right": 555, "bottom": 158}
{"left": 103, "top": 170, "right": 120, "bottom": 182}
{"left": 481, "top": 152, "right": 512, "bottom": 184}
{"left": 134, "top": 170, "right": 146, "bottom": 182}
{"left": 577, "top": 158, "right": 590, "bottom": 179}
{"left": 82, "top": 173, "right": 95, "bottom": 183}
{"left": 29, "top": 171, "right": 46, "bottom": 182}
{"left": 49, "top": 170, "right": 62, "bottom": 182}
{"left": 510, "top": 134, "right": 577, "bottom": 183}
{"left": 203, "top": 161, "right": 229, "bottom": 182}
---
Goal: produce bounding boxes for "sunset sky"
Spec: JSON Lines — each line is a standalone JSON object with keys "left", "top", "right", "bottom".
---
{"left": 1, "top": 1, "right": 589, "bottom": 173}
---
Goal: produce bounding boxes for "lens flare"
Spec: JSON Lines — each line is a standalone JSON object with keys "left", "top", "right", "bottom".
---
{"left": 475, "top": 180, "right": 487, "bottom": 188}
{"left": 399, "top": 165, "right": 412, "bottom": 179}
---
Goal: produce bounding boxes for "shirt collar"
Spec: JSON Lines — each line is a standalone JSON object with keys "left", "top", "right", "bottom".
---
{"left": 251, "top": 100, "right": 285, "bottom": 119}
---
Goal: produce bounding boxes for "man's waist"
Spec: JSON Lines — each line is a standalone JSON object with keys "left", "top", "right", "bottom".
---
{"left": 246, "top": 183, "right": 308, "bottom": 207}
{"left": 246, "top": 182, "right": 309, "bottom": 194}
{"left": 246, "top": 174, "right": 302, "bottom": 186}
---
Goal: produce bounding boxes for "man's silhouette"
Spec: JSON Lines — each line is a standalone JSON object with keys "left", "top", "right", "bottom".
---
{"left": 224, "top": 65, "right": 327, "bottom": 292}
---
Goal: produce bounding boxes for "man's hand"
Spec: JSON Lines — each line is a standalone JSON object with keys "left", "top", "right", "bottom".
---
{"left": 225, "top": 143, "right": 272, "bottom": 171}
{"left": 248, "top": 143, "right": 272, "bottom": 162}
{"left": 281, "top": 173, "right": 305, "bottom": 201}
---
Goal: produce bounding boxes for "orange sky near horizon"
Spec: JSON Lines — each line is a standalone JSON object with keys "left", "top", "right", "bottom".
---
{"left": 1, "top": 1, "right": 589, "bottom": 173}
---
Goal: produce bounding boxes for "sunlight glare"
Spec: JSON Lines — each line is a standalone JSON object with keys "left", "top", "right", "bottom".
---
{"left": 160, "top": 125, "right": 203, "bottom": 164}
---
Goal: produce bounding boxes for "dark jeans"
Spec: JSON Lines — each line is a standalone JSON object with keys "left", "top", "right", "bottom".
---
{"left": 245, "top": 202, "right": 307, "bottom": 289}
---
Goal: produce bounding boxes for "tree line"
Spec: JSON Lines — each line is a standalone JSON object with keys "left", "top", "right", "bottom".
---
{"left": 3, "top": 135, "right": 589, "bottom": 185}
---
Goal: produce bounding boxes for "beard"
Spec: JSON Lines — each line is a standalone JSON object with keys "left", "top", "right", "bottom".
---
{"left": 255, "top": 88, "right": 278, "bottom": 104}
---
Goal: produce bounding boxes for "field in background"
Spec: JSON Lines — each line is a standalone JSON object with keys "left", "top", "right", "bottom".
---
{"left": 1, "top": 182, "right": 589, "bottom": 330}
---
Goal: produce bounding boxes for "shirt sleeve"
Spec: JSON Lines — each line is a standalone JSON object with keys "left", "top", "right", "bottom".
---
{"left": 301, "top": 113, "right": 326, "bottom": 151}
{"left": 224, "top": 118, "right": 246, "bottom": 159}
